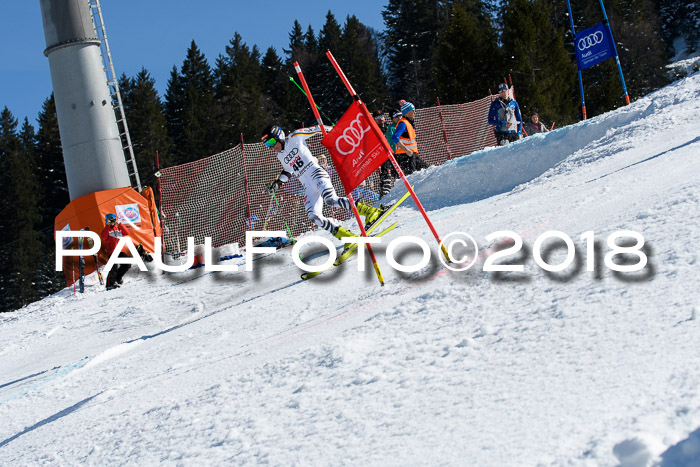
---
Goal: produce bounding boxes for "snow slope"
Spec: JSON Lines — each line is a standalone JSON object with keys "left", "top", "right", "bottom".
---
{"left": 1, "top": 73, "right": 699, "bottom": 466}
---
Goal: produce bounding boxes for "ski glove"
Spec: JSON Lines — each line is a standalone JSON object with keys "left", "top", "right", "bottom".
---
{"left": 266, "top": 179, "right": 283, "bottom": 194}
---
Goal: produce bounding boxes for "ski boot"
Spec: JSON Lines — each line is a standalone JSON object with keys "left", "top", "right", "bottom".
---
{"left": 356, "top": 202, "right": 386, "bottom": 230}
{"left": 333, "top": 226, "right": 358, "bottom": 252}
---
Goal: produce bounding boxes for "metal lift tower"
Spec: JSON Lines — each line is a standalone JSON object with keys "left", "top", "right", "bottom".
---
{"left": 39, "top": 0, "right": 131, "bottom": 200}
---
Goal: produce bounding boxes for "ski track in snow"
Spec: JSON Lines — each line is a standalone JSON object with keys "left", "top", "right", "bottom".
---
{"left": 0, "top": 73, "right": 699, "bottom": 465}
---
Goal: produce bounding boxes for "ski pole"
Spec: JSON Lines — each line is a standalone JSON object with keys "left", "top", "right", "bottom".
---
{"left": 288, "top": 76, "right": 335, "bottom": 124}
{"left": 262, "top": 191, "right": 275, "bottom": 230}
{"left": 269, "top": 187, "right": 295, "bottom": 244}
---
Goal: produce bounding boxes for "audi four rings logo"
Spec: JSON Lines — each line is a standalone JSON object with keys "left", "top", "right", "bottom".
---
{"left": 335, "top": 114, "right": 370, "bottom": 156}
{"left": 577, "top": 31, "right": 604, "bottom": 51}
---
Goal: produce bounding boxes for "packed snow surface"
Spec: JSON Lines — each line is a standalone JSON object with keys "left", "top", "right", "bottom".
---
{"left": 1, "top": 74, "right": 699, "bottom": 465}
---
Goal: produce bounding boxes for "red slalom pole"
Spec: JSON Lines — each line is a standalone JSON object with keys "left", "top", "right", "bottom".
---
{"left": 325, "top": 50, "right": 450, "bottom": 263}
{"left": 239, "top": 133, "right": 253, "bottom": 229}
{"left": 293, "top": 61, "right": 385, "bottom": 285}
{"left": 436, "top": 98, "right": 453, "bottom": 161}
{"left": 156, "top": 150, "right": 165, "bottom": 266}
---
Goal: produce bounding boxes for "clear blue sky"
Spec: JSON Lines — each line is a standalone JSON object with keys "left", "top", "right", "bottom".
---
{"left": 0, "top": 1, "right": 386, "bottom": 126}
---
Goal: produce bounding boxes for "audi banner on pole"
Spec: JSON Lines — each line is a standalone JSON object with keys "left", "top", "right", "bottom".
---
{"left": 322, "top": 101, "right": 389, "bottom": 194}
{"left": 574, "top": 22, "right": 615, "bottom": 70}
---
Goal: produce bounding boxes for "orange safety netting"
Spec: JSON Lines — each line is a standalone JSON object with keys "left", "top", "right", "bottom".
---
{"left": 158, "top": 96, "right": 497, "bottom": 253}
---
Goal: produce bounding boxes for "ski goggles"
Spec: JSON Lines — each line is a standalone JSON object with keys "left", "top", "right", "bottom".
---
{"left": 263, "top": 136, "right": 278, "bottom": 148}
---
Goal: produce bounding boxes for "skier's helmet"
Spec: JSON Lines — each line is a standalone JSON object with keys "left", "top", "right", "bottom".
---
{"left": 261, "top": 125, "right": 285, "bottom": 148}
{"left": 105, "top": 213, "right": 117, "bottom": 224}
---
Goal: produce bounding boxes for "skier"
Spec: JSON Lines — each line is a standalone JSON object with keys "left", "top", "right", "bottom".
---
{"left": 101, "top": 213, "right": 131, "bottom": 290}
{"left": 488, "top": 83, "right": 523, "bottom": 146}
{"left": 261, "top": 124, "right": 384, "bottom": 241}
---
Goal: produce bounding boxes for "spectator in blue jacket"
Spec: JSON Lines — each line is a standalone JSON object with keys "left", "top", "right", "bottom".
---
{"left": 488, "top": 83, "right": 523, "bottom": 146}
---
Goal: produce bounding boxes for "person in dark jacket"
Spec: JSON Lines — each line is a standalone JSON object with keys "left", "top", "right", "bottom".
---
{"left": 523, "top": 112, "right": 548, "bottom": 135}
{"left": 375, "top": 109, "right": 401, "bottom": 198}
{"left": 488, "top": 83, "right": 523, "bottom": 146}
{"left": 101, "top": 213, "right": 131, "bottom": 290}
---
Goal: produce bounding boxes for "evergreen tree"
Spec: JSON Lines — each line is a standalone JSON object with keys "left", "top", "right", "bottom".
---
{"left": 655, "top": 0, "right": 700, "bottom": 55}
{"left": 501, "top": 0, "right": 578, "bottom": 125}
{"left": 215, "top": 33, "right": 268, "bottom": 144}
{"left": 316, "top": 11, "right": 347, "bottom": 120}
{"left": 34, "top": 95, "right": 68, "bottom": 300}
{"left": 338, "top": 16, "right": 390, "bottom": 111}
{"left": 283, "top": 21, "right": 314, "bottom": 128}
{"left": 35, "top": 94, "right": 68, "bottom": 223}
{"left": 304, "top": 25, "right": 319, "bottom": 56}
{"left": 120, "top": 68, "right": 172, "bottom": 190}
{"left": 164, "top": 65, "right": 184, "bottom": 162}
{"left": 382, "top": 0, "right": 448, "bottom": 106}
{"left": 607, "top": 0, "right": 670, "bottom": 98}
{"left": 260, "top": 46, "right": 288, "bottom": 124}
{"left": 299, "top": 24, "right": 325, "bottom": 121}
{"left": 164, "top": 40, "right": 217, "bottom": 164}
{"left": 674, "top": 0, "right": 699, "bottom": 53}
{"left": 435, "top": 0, "right": 502, "bottom": 103}
{"left": 0, "top": 110, "right": 43, "bottom": 311}
{"left": 285, "top": 20, "right": 306, "bottom": 59}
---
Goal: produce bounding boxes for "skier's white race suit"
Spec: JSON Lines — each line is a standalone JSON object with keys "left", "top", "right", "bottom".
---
{"left": 275, "top": 125, "right": 351, "bottom": 233}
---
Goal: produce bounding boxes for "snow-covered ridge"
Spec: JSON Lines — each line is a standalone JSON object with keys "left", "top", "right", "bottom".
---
{"left": 391, "top": 71, "right": 700, "bottom": 211}
{"left": 0, "top": 73, "right": 699, "bottom": 465}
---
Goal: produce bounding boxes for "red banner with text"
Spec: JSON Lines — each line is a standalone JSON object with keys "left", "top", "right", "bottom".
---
{"left": 322, "top": 101, "right": 389, "bottom": 194}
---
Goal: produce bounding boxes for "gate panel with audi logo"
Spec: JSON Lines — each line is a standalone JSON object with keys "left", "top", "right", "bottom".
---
{"left": 574, "top": 22, "right": 615, "bottom": 70}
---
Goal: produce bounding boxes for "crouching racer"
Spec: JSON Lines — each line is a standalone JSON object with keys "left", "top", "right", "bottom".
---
{"left": 261, "top": 124, "right": 383, "bottom": 241}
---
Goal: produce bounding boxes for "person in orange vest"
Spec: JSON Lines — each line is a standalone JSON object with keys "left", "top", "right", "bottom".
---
{"left": 391, "top": 100, "right": 428, "bottom": 175}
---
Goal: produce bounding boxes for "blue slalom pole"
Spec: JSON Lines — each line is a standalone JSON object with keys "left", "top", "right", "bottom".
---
{"left": 566, "top": 0, "right": 587, "bottom": 119}
{"left": 598, "top": 0, "right": 631, "bottom": 105}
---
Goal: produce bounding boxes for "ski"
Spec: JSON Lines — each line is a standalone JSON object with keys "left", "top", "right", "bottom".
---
{"left": 77, "top": 235, "right": 85, "bottom": 293}
{"left": 82, "top": 227, "right": 103, "bottom": 285}
{"left": 365, "top": 186, "right": 414, "bottom": 232}
{"left": 300, "top": 222, "right": 398, "bottom": 280}
{"left": 300, "top": 188, "right": 413, "bottom": 280}
{"left": 94, "top": 254, "right": 104, "bottom": 285}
